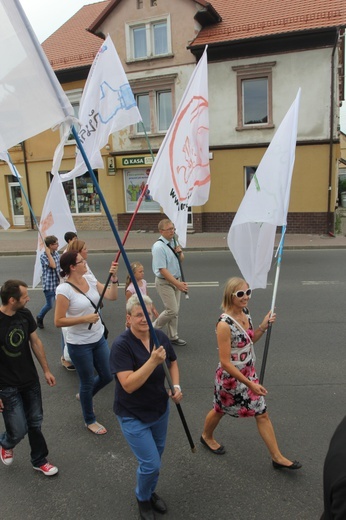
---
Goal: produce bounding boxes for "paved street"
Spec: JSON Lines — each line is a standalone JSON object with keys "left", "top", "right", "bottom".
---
{"left": 0, "top": 249, "right": 346, "bottom": 519}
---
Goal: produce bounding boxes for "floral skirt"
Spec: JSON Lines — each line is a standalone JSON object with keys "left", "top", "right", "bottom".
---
{"left": 213, "top": 361, "right": 267, "bottom": 418}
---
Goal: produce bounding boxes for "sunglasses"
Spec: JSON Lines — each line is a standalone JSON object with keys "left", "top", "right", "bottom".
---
{"left": 232, "top": 289, "right": 252, "bottom": 298}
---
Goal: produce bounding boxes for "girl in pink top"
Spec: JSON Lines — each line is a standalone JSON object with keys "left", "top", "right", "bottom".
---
{"left": 125, "top": 262, "right": 159, "bottom": 318}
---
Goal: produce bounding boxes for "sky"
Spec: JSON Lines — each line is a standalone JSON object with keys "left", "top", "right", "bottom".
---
{"left": 18, "top": 0, "right": 346, "bottom": 133}
{"left": 20, "top": 0, "right": 101, "bottom": 43}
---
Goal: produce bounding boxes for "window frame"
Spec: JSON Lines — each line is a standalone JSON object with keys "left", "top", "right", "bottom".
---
{"left": 125, "top": 15, "right": 172, "bottom": 63}
{"left": 63, "top": 88, "right": 83, "bottom": 144}
{"left": 233, "top": 62, "right": 276, "bottom": 131}
{"left": 130, "top": 74, "right": 176, "bottom": 137}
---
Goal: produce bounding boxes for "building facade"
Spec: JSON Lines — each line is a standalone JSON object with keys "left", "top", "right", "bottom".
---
{"left": 0, "top": 0, "right": 345, "bottom": 234}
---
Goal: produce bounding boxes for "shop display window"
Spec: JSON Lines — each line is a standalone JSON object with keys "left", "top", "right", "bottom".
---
{"left": 59, "top": 171, "right": 101, "bottom": 214}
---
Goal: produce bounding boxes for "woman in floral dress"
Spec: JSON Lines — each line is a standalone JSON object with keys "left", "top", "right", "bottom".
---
{"left": 200, "top": 277, "right": 302, "bottom": 470}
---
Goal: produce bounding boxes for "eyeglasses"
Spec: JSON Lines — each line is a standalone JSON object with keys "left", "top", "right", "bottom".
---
{"left": 162, "top": 227, "right": 175, "bottom": 232}
{"left": 75, "top": 259, "right": 86, "bottom": 265}
{"left": 232, "top": 289, "right": 252, "bottom": 298}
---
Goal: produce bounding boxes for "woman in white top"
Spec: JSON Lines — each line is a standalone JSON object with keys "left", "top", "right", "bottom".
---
{"left": 67, "top": 239, "right": 96, "bottom": 282}
{"left": 55, "top": 251, "right": 118, "bottom": 435}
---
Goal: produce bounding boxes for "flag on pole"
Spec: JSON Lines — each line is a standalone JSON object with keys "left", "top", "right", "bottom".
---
{"left": 0, "top": 151, "right": 22, "bottom": 178}
{"left": 228, "top": 89, "right": 301, "bottom": 290}
{"left": 0, "top": 209, "right": 10, "bottom": 229}
{"left": 147, "top": 47, "right": 210, "bottom": 247}
{"left": 33, "top": 175, "right": 76, "bottom": 288}
{"left": 0, "top": 0, "right": 73, "bottom": 152}
{"left": 57, "top": 35, "right": 142, "bottom": 181}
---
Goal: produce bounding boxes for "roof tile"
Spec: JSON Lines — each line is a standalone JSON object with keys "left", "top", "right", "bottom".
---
{"left": 42, "top": 1, "right": 111, "bottom": 71}
{"left": 192, "top": 0, "right": 346, "bottom": 46}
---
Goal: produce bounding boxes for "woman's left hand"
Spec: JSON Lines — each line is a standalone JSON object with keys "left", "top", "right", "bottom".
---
{"left": 169, "top": 387, "right": 183, "bottom": 403}
{"left": 260, "top": 310, "right": 276, "bottom": 331}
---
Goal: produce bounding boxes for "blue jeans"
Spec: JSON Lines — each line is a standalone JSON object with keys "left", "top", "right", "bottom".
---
{"left": 37, "top": 289, "right": 56, "bottom": 319}
{"left": 67, "top": 335, "right": 112, "bottom": 425}
{"left": 0, "top": 382, "right": 48, "bottom": 467}
{"left": 117, "top": 405, "right": 169, "bottom": 502}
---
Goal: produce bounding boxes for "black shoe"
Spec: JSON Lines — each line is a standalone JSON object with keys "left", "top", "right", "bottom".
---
{"left": 36, "top": 317, "right": 44, "bottom": 329}
{"left": 137, "top": 499, "right": 156, "bottom": 520}
{"left": 151, "top": 492, "right": 167, "bottom": 514}
{"left": 200, "top": 435, "right": 226, "bottom": 455}
{"left": 272, "top": 460, "right": 302, "bottom": 470}
{"left": 170, "top": 338, "right": 187, "bottom": 346}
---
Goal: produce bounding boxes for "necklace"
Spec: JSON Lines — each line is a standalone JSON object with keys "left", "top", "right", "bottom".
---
{"left": 226, "top": 309, "right": 248, "bottom": 327}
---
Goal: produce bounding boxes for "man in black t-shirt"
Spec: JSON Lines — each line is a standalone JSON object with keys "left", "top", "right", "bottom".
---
{"left": 0, "top": 279, "right": 58, "bottom": 476}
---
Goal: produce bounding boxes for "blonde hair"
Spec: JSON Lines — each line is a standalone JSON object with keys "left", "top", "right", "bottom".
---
{"left": 221, "top": 277, "right": 248, "bottom": 311}
{"left": 158, "top": 218, "right": 172, "bottom": 231}
{"left": 125, "top": 262, "right": 143, "bottom": 293}
{"left": 67, "top": 239, "right": 86, "bottom": 253}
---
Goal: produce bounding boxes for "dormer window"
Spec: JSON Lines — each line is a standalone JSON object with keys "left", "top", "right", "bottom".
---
{"left": 126, "top": 15, "right": 171, "bottom": 62}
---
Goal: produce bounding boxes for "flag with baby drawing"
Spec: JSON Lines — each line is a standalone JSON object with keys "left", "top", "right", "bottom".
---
{"left": 147, "top": 47, "right": 210, "bottom": 247}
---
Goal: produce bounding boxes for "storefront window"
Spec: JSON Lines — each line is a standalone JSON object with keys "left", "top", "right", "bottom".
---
{"left": 124, "top": 169, "right": 160, "bottom": 212}
{"left": 60, "top": 171, "right": 101, "bottom": 214}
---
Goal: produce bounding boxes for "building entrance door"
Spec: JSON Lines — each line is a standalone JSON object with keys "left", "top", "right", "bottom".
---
{"left": 8, "top": 182, "right": 25, "bottom": 226}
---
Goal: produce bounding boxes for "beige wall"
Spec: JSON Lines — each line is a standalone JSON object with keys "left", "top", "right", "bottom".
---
{"left": 204, "top": 144, "right": 336, "bottom": 213}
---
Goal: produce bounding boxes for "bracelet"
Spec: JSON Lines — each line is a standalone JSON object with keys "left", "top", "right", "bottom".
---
{"left": 258, "top": 325, "right": 267, "bottom": 333}
{"left": 111, "top": 278, "right": 119, "bottom": 285}
{"left": 173, "top": 384, "right": 181, "bottom": 392}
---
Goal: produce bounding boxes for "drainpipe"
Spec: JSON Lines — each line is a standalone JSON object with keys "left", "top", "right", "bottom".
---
{"left": 327, "top": 28, "right": 340, "bottom": 234}
{"left": 21, "top": 141, "right": 34, "bottom": 229}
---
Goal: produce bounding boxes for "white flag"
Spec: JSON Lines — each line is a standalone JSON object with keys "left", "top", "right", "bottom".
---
{"left": 0, "top": 0, "right": 73, "bottom": 152}
{"left": 32, "top": 175, "right": 76, "bottom": 288}
{"left": 147, "top": 47, "right": 210, "bottom": 247}
{"left": 0, "top": 209, "right": 10, "bottom": 229}
{"left": 228, "top": 89, "right": 301, "bottom": 289}
{"left": 58, "top": 35, "right": 142, "bottom": 181}
{"left": 0, "top": 151, "right": 22, "bottom": 178}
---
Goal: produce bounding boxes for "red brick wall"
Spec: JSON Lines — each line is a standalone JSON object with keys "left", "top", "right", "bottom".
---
{"left": 33, "top": 212, "right": 333, "bottom": 234}
{"left": 201, "top": 212, "right": 331, "bottom": 234}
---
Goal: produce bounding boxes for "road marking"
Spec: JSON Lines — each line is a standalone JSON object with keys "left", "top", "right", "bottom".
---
{"left": 302, "top": 281, "right": 342, "bottom": 285}
{"left": 147, "top": 281, "right": 219, "bottom": 288}
{"left": 29, "top": 281, "right": 220, "bottom": 291}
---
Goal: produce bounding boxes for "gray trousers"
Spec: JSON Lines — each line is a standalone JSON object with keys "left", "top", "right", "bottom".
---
{"left": 153, "top": 277, "right": 181, "bottom": 340}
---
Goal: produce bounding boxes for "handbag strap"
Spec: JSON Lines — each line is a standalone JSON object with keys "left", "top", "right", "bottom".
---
{"left": 65, "top": 281, "right": 99, "bottom": 313}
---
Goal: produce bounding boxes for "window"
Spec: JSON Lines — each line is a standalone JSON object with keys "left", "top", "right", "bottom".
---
{"left": 135, "top": 90, "right": 172, "bottom": 134}
{"left": 59, "top": 171, "right": 101, "bottom": 214}
{"left": 233, "top": 63, "right": 275, "bottom": 130}
{"left": 244, "top": 166, "right": 258, "bottom": 191}
{"left": 126, "top": 16, "right": 171, "bottom": 62}
{"left": 131, "top": 74, "right": 176, "bottom": 135}
{"left": 64, "top": 89, "right": 83, "bottom": 143}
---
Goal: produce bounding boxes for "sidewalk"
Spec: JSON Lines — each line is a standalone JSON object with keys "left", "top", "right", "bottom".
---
{"left": 1, "top": 228, "right": 346, "bottom": 255}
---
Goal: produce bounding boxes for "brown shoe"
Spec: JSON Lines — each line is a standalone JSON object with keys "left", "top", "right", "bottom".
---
{"left": 61, "top": 357, "right": 75, "bottom": 371}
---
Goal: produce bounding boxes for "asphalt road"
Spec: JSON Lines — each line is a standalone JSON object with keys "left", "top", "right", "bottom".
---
{"left": 1, "top": 250, "right": 345, "bottom": 519}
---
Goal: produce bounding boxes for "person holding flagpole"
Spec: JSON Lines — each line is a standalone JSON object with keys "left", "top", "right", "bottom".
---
{"left": 200, "top": 277, "right": 302, "bottom": 470}
{"left": 152, "top": 219, "right": 188, "bottom": 346}
{"left": 55, "top": 251, "right": 119, "bottom": 435}
{"left": 110, "top": 294, "right": 182, "bottom": 520}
